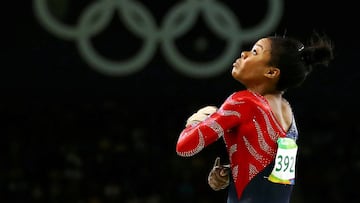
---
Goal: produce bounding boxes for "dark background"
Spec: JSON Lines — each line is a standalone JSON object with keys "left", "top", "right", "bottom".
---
{"left": 4, "top": 0, "right": 360, "bottom": 203}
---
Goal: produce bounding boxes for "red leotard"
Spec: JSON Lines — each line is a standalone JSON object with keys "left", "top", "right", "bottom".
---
{"left": 176, "top": 90, "right": 289, "bottom": 199}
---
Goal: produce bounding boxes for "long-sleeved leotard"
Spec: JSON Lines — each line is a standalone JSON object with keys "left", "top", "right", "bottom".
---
{"left": 176, "top": 90, "right": 298, "bottom": 201}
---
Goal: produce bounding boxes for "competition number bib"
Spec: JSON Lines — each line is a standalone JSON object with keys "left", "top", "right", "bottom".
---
{"left": 268, "top": 137, "right": 297, "bottom": 185}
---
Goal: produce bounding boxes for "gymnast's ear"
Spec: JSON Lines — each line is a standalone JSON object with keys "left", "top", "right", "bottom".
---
{"left": 264, "top": 67, "right": 280, "bottom": 79}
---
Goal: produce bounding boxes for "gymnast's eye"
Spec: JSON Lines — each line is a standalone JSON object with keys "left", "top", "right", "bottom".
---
{"left": 251, "top": 48, "right": 258, "bottom": 55}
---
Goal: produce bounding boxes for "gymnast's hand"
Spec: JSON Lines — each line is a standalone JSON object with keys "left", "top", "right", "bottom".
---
{"left": 208, "top": 157, "right": 230, "bottom": 191}
{"left": 185, "top": 106, "right": 218, "bottom": 127}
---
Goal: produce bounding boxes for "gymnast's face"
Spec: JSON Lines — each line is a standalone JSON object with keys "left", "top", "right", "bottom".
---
{"left": 231, "top": 38, "right": 276, "bottom": 88}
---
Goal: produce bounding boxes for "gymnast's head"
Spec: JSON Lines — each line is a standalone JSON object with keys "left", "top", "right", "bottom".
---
{"left": 231, "top": 31, "right": 334, "bottom": 93}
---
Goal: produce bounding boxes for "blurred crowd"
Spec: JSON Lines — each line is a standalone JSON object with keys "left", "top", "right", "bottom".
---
{"left": 1, "top": 94, "right": 359, "bottom": 203}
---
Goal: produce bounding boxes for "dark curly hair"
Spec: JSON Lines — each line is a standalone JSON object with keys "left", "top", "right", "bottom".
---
{"left": 268, "top": 31, "right": 334, "bottom": 91}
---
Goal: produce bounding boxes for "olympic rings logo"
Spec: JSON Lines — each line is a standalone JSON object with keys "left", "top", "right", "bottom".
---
{"left": 33, "top": 0, "right": 283, "bottom": 78}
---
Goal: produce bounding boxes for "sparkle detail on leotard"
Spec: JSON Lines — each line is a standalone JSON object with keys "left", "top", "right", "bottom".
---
{"left": 256, "top": 106, "right": 278, "bottom": 142}
{"left": 206, "top": 119, "right": 224, "bottom": 138}
{"left": 218, "top": 109, "right": 241, "bottom": 118}
{"left": 248, "top": 163, "right": 259, "bottom": 180}
{"left": 253, "top": 117, "right": 275, "bottom": 156}
{"left": 232, "top": 165, "right": 239, "bottom": 182}
{"left": 229, "top": 144, "right": 237, "bottom": 161}
{"left": 243, "top": 136, "right": 267, "bottom": 167}
{"left": 176, "top": 129, "right": 205, "bottom": 157}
